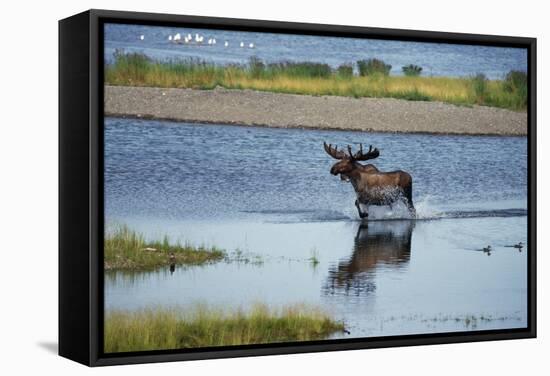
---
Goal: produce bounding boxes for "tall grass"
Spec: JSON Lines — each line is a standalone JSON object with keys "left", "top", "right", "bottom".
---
{"left": 104, "top": 52, "right": 527, "bottom": 111}
{"left": 104, "top": 225, "right": 224, "bottom": 270}
{"left": 104, "top": 304, "right": 345, "bottom": 352}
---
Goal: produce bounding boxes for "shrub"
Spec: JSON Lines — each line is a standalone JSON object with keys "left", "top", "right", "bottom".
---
{"left": 402, "top": 64, "right": 423, "bottom": 76}
{"left": 503, "top": 70, "right": 527, "bottom": 108}
{"left": 472, "top": 73, "right": 488, "bottom": 103}
{"left": 503, "top": 70, "right": 527, "bottom": 92}
{"left": 336, "top": 64, "right": 354, "bottom": 78}
{"left": 266, "top": 61, "right": 332, "bottom": 78}
{"left": 357, "top": 58, "right": 392, "bottom": 76}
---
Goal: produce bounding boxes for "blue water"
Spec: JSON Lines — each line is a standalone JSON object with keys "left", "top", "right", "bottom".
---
{"left": 104, "top": 23, "right": 527, "bottom": 79}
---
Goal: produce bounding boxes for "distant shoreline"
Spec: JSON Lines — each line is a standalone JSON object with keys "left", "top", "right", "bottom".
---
{"left": 105, "top": 85, "right": 527, "bottom": 136}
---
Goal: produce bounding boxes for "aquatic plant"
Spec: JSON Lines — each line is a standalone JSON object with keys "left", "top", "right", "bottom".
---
{"left": 419, "top": 313, "right": 522, "bottom": 330}
{"left": 402, "top": 64, "right": 423, "bottom": 76}
{"left": 104, "top": 304, "right": 346, "bottom": 352}
{"left": 309, "top": 249, "right": 320, "bottom": 268}
{"left": 104, "top": 225, "right": 225, "bottom": 270}
{"left": 226, "top": 248, "right": 264, "bottom": 266}
{"left": 357, "top": 58, "right": 392, "bottom": 76}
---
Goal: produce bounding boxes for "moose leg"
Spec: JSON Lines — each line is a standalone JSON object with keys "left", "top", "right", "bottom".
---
{"left": 408, "top": 203, "right": 416, "bottom": 218}
{"left": 404, "top": 185, "right": 416, "bottom": 218}
{"left": 355, "top": 200, "right": 368, "bottom": 218}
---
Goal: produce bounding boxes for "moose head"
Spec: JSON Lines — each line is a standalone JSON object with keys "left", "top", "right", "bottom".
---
{"left": 323, "top": 142, "right": 380, "bottom": 179}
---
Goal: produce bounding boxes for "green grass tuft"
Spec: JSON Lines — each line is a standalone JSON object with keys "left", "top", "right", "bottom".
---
{"left": 104, "top": 304, "right": 345, "bottom": 352}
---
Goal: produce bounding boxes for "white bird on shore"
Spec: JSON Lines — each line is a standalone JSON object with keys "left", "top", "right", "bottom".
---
{"left": 187, "top": 33, "right": 192, "bottom": 40}
{"left": 249, "top": 43, "right": 255, "bottom": 48}
{"left": 240, "top": 41, "right": 244, "bottom": 48}
{"left": 139, "top": 34, "right": 145, "bottom": 40}
{"left": 224, "top": 41, "right": 229, "bottom": 47}
{"left": 168, "top": 35, "right": 173, "bottom": 41}
{"left": 174, "top": 33, "right": 181, "bottom": 41}
{"left": 212, "top": 38, "right": 217, "bottom": 45}
{"left": 208, "top": 38, "right": 212, "bottom": 45}
{"left": 195, "top": 33, "right": 200, "bottom": 42}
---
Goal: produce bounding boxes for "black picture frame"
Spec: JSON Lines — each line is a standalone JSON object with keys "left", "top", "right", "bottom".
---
{"left": 59, "top": 9, "right": 537, "bottom": 367}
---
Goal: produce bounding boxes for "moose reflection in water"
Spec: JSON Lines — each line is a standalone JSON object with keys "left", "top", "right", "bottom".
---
{"left": 324, "top": 142, "right": 415, "bottom": 218}
{"left": 324, "top": 221, "right": 413, "bottom": 297}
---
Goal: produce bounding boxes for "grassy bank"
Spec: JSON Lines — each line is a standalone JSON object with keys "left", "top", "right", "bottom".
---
{"left": 104, "top": 52, "right": 527, "bottom": 111}
{"left": 104, "top": 304, "right": 346, "bottom": 352}
{"left": 104, "top": 226, "right": 224, "bottom": 270}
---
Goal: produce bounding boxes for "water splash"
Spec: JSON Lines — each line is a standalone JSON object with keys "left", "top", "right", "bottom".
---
{"left": 412, "top": 195, "right": 444, "bottom": 220}
{"left": 254, "top": 202, "right": 527, "bottom": 224}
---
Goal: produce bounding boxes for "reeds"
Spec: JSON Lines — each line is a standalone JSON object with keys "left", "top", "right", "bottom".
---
{"left": 104, "top": 303, "right": 345, "bottom": 352}
{"left": 104, "top": 52, "right": 527, "bottom": 111}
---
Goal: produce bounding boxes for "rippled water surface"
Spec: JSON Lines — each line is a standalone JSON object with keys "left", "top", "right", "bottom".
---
{"left": 105, "top": 117, "right": 528, "bottom": 338}
{"left": 105, "top": 23, "right": 527, "bottom": 79}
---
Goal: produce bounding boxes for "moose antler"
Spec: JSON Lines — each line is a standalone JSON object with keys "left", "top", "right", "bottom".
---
{"left": 324, "top": 142, "right": 348, "bottom": 160}
{"left": 324, "top": 142, "right": 380, "bottom": 161}
{"left": 352, "top": 143, "right": 379, "bottom": 161}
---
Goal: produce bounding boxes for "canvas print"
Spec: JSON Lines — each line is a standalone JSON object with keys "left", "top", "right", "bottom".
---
{"left": 102, "top": 22, "right": 528, "bottom": 353}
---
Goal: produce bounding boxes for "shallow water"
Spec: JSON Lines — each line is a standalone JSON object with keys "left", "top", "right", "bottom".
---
{"left": 104, "top": 117, "right": 528, "bottom": 338}
{"left": 104, "top": 23, "right": 527, "bottom": 79}
{"left": 105, "top": 118, "right": 527, "bottom": 221}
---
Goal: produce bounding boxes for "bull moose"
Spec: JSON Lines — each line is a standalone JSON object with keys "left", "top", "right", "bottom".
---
{"left": 323, "top": 142, "right": 415, "bottom": 218}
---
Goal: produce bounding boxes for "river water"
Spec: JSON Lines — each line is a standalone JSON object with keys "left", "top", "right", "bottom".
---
{"left": 104, "top": 23, "right": 527, "bottom": 79}
{"left": 104, "top": 117, "right": 528, "bottom": 339}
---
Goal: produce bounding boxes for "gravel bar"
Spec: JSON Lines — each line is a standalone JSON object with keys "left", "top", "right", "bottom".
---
{"left": 105, "top": 85, "right": 527, "bottom": 136}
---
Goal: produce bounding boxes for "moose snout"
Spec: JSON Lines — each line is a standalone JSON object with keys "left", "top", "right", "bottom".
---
{"left": 330, "top": 165, "right": 338, "bottom": 175}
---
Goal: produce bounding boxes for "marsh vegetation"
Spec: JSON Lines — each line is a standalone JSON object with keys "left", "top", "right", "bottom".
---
{"left": 104, "top": 52, "right": 527, "bottom": 111}
{"left": 104, "top": 304, "right": 346, "bottom": 352}
{"left": 104, "top": 226, "right": 225, "bottom": 270}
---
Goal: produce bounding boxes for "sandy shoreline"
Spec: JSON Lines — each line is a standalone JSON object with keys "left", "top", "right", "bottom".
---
{"left": 104, "top": 85, "right": 527, "bottom": 136}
